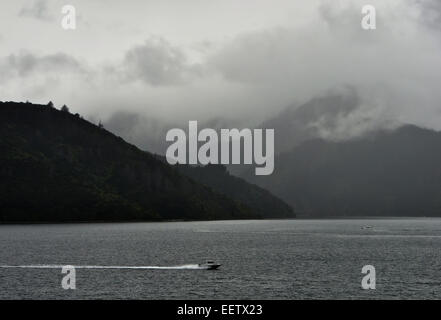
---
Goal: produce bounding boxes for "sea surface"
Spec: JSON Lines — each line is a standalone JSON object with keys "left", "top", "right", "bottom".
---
{"left": 1, "top": 219, "right": 441, "bottom": 299}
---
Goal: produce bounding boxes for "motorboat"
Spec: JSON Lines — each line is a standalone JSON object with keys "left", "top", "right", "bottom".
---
{"left": 198, "top": 261, "right": 221, "bottom": 270}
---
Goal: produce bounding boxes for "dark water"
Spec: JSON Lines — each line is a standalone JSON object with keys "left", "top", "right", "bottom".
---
{"left": 1, "top": 219, "right": 441, "bottom": 299}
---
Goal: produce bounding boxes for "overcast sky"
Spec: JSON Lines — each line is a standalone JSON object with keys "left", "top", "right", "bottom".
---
{"left": 1, "top": 0, "right": 441, "bottom": 131}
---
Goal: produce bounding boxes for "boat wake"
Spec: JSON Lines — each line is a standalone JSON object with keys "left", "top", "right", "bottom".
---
{"left": 0, "top": 264, "right": 207, "bottom": 270}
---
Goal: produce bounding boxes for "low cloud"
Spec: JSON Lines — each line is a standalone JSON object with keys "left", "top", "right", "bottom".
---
{"left": 18, "top": 0, "right": 53, "bottom": 21}
{"left": 208, "top": 0, "right": 441, "bottom": 129}
{"left": 0, "top": 52, "right": 85, "bottom": 81}
{"left": 121, "top": 37, "right": 202, "bottom": 86}
{"left": 0, "top": 51, "right": 90, "bottom": 103}
{"left": 413, "top": 0, "right": 441, "bottom": 30}
{"left": 104, "top": 111, "right": 175, "bottom": 154}
{"left": 2, "top": 0, "right": 441, "bottom": 145}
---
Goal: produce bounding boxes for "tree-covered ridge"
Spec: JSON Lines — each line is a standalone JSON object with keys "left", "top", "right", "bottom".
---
{"left": 176, "top": 164, "right": 293, "bottom": 218}
{"left": 0, "top": 101, "right": 293, "bottom": 222}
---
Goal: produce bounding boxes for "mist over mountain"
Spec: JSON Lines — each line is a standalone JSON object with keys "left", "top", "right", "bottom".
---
{"left": 0, "top": 101, "right": 294, "bottom": 222}
{"left": 102, "top": 89, "right": 396, "bottom": 164}
{"left": 104, "top": 111, "right": 249, "bottom": 156}
{"left": 260, "top": 89, "right": 398, "bottom": 154}
{"left": 8, "top": 93, "right": 438, "bottom": 220}
{"left": 242, "top": 125, "right": 441, "bottom": 217}
{"left": 96, "top": 86, "right": 441, "bottom": 219}
{"left": 104, "top": 111, "right": 172, "bottom": 155}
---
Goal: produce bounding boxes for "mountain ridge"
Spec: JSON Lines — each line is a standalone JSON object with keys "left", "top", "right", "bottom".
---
{"left": 242, "top": 124, "right": 441, "bottom": 217}
{"left": 0, "top": 101, "right": 294, "bottom": 222}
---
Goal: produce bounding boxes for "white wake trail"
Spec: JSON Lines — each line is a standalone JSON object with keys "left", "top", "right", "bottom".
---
{"left": 0, "top": 264, "right": 206, "bottom": 270}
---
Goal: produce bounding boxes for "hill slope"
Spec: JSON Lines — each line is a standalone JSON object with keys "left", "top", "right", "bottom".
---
{"left": 0, "top": 101, "right": 293, "bottom": 222}
{"left": 176, "top": 164, "right": 293, "bottom": 218}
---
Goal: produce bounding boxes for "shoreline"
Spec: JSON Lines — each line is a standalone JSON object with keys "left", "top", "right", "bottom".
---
{"left": 0, "top": 216, "right": 439, "bottom": 226}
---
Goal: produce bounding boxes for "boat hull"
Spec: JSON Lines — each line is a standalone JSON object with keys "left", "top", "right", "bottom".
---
{"left": 199, "top": 263, "right": 221, "bottom": 270}
{"left": 206, "top": 264, "right": 221, "bottom": 270}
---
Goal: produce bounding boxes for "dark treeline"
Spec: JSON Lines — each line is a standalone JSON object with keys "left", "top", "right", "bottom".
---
{"left": 0, "top": 101, "right": 295, "bottom": 223}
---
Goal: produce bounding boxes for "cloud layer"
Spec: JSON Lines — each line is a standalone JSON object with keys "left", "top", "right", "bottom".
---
{"left": 18, "top": 0, "right": 53, "bottom": 21}
{"left": 1, "top": 0, "right": 441, "bottom": 147}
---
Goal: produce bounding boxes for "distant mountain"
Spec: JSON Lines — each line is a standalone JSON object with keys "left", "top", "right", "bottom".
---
{"left": 260, "top": 90, "right": 394, "bottom": 154}
{"left": 227, "top": 90, "right": 392, "bottom": 177}
{"left": 242, "top": 125, "right": 441, "bottom": 217}
{"left": 0, "top": 101, "right": 294, "bottom": 223}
